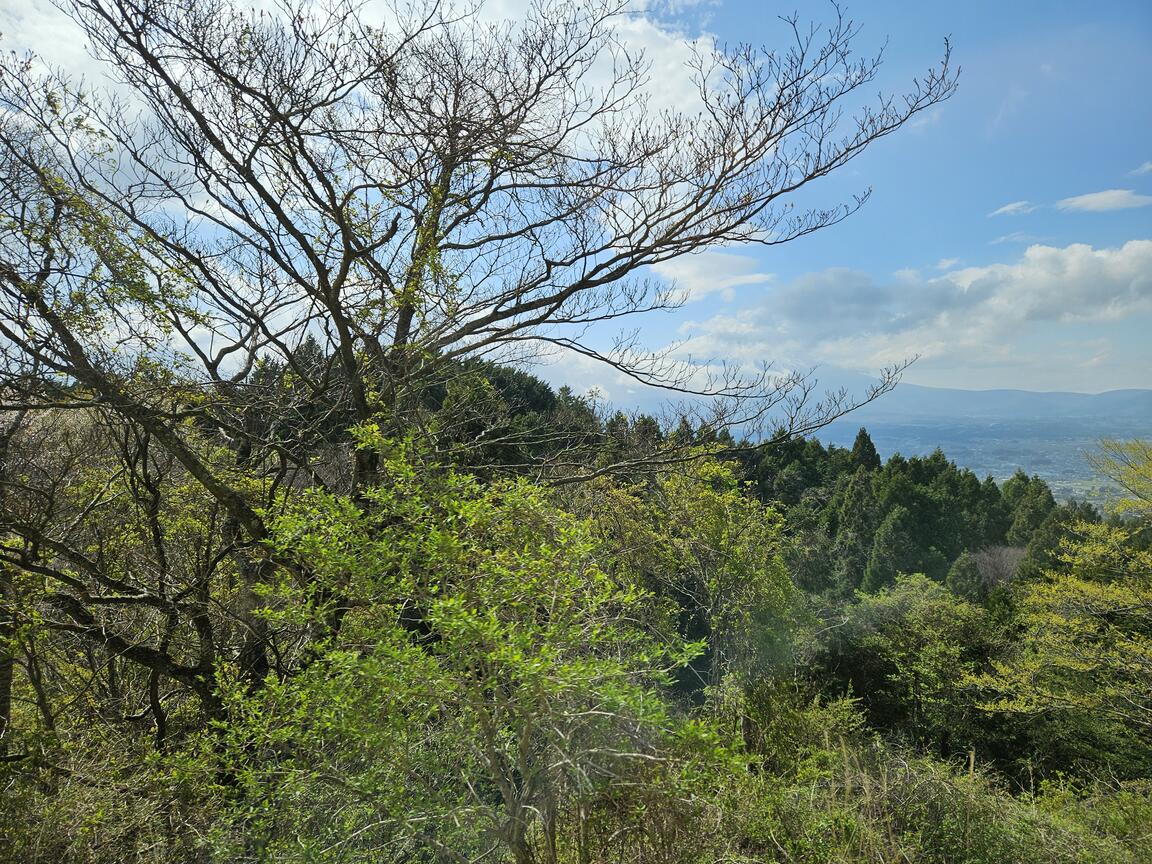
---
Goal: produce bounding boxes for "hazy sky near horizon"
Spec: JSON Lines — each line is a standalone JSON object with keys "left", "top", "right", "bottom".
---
{"left": 3, "top": 0, "right": 1150, "bottom": 397}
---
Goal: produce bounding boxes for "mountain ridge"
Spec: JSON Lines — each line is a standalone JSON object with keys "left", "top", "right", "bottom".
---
{"left": 852, "top": 381, "right": 1152, "bottom": 420}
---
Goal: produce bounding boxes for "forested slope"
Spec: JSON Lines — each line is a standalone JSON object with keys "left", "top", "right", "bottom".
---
{"left": 1, "top": 2, "right": 1146, "bottom": 860}
{"left": 3, "top": 364, "right": 1149, "bottom": 863}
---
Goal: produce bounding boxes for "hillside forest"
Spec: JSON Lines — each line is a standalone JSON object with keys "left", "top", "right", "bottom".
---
{"left": 3, "top": 359, "right": 1150, "bottom": 863}
{"left": 1, "top": 1, "right": 1149, "bottom": 862}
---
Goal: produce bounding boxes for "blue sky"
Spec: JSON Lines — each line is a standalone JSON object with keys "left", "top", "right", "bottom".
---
{"left": 3, "top": 0, "right": 1149, "bottom": 397}
{"left": 619, "top": 0, "right": 1152, "bottom": 396}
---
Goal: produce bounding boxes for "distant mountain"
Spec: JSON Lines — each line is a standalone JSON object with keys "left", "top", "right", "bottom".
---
{"left": 847, "top": 382, "right": 1152, "bottom": 422}
{"left": 816, "top": 379, "right": 1152, "bottom": 502}
{"left": 588, "top": 364, "right": 1150, "bottom": 501}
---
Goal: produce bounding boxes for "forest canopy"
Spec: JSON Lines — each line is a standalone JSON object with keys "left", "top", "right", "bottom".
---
{"left": 1, "top": 2, "right": 1149, "bottom": 863}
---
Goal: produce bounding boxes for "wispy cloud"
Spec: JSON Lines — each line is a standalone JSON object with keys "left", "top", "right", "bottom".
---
{"left": 649, "top": 252, "right": 774, "bottom": 303}
{"left": 987, "top": 200, "right": 1035, "bottom": 217}
{"left": 991, "top": 232, "right": 1046, "bottom": 245}
{"left": 986, "top": 85, "right": 1029, "bottom": 137}
{"left": 935, "top": 258, "right": 959, "bottom": 270}
{"left": 1130, "top": 161, "right": 1152, "bottom": 176}
{"left": 908, "top": 107, "right": 945, "bottom": 132}
{"left": 674, "top": 239, "right": 1152, "bottom": 385}
{"left": 1057, "top": 189, "right": 1152, "bottom": 212}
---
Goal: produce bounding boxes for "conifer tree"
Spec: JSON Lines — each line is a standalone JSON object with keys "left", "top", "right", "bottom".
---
{"left": 850, "top": 427, "right": 883, "bottom": 472}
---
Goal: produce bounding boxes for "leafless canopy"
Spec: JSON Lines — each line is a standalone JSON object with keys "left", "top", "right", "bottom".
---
{"left": 1, "top": 0, "right": 954, "bottom": 489}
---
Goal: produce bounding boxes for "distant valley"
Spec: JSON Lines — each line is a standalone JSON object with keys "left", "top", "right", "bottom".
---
{"left": 818, "top": 383, "right": 1152, "bottom": 503}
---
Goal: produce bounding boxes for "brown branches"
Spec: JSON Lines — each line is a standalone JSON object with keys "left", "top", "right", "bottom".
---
{"left": 0, "top": 0, "right": 955, "bottom": 752}
{"left": 2, "top": 0, "right": 955, "bottom": 449}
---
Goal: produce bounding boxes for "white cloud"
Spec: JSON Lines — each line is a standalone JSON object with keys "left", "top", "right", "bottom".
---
{"left": 987, "top": 200, "right": 1036, "bottom": 217}
{"left": 650, "top": 252, "right": 773, "bottom": 302}
{"left": 1057, "top": 189, "right": 1152, "bottom": 212}
{"left": 612, "top": 15, "right": 711, "bottom": 115}
{"left": 943, "top": 241, "right": 1152, "bottom": 323}
{"left": 1, "top": 0, "right": 712, "bottom": 117}
{"left": 935, "top": 258, "right": 959, "bottom": 270}
{"left": 1130, "top": 161, "right": 1152, "bottom": 176}
{"left": 674, "top": 239, "right": 1152, "bottom": 384}
{"left": 0, "top": 2, "right": 93, "bottom": 76}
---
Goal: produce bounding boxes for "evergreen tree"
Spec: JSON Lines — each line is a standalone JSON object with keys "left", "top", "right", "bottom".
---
{"left": 850, "top": 427, "right": 882, "bottom": 471}
{"left": 1005, "top": 475, "right": 1057, "bottom": 545}
{"left": 829, "top": 468, "right": 881, "bottom": 594}
{"left": 863, "top": 505, "right": 921, "bottom": 592}
{"left": 979, "top": 475, "right": 1012, "bottom": 545}
{"left": 946, "top": 550, "right": 986, "bottom": 602}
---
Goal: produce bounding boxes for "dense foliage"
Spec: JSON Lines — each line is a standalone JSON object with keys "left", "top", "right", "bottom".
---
{"left": 1, "top": 2, "right": 1146, "bottom": 861}
{"left": 3, "top": 373, "right": 1150, "bottom": 862}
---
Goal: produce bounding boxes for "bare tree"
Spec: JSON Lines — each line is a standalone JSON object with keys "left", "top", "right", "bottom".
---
{"left": 0, "top": 0, "right": 954, "bottom": 739}
{"left": 970, "top": 545, "right": 1026, "bottom": 592}
{"left": 1, "top": 0, "right": 954, "bottom": 484}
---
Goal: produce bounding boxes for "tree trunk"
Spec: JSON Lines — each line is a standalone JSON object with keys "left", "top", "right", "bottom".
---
{"left": 0, "top": 570, "right": 12, "bottom": 756}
